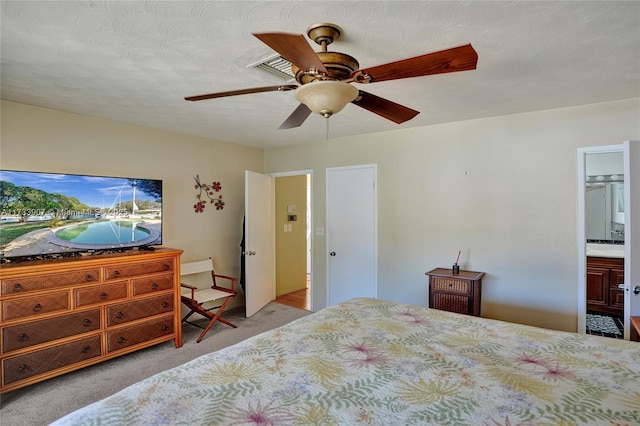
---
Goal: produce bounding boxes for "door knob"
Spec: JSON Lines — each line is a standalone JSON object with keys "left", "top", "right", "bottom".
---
{"left": 329, "top": 251, "right": 336, "bottom": 256}
{"left": 634, "top": 285, "right": 640, "bottom": 295}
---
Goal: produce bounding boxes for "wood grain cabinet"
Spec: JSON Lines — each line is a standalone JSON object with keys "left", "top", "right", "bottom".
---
{"left": 586, "top": 256, "right": 624, "bottom": 316}
{"left": 0, "top": 248, "right": 182, "bottom": 393}
{"left": 426, "top": 268, "right": 484, "bottom": 316}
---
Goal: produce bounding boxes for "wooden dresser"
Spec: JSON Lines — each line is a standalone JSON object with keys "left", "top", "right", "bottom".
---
{"left": 0, "top": 248, "right": 182, "bottom": 393}
{"left": 426, "top": 268, "right": 484, "bottom": 317}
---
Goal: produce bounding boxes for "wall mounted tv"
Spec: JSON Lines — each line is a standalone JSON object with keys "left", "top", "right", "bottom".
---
{"left": 0, "top": 170, "right": 163, "bottom": 262}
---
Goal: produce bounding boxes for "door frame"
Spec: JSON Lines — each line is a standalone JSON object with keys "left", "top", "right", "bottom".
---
{"left": 576, "top": 144, "right": 624, "bottom": 336}
{"left": 271, "top": 169, "right": 314, "bottom": 311}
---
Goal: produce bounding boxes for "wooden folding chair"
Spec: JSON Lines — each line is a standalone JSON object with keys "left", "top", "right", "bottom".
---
{"left": 180, "top": 258, "right": 237, "bottom": 343}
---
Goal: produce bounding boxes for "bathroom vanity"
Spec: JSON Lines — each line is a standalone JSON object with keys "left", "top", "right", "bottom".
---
{"left": 586, "top": 244, "right": 624, "bottom": 316}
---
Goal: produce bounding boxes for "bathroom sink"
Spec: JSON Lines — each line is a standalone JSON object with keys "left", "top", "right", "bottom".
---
{"left": 586, "top": 243, "right": 624, "bottom": 258}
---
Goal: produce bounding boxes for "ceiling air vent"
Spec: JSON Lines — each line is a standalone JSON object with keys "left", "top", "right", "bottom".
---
{"left": 249, "top": 54, "right": 295, "bottom": 81}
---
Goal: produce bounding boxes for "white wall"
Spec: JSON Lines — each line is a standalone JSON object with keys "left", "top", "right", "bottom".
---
{"left": 1, "top": 100, "right": 264, "bottom": 308}
{"left": 264, "top": 98, "right": 640, "bottom": 332}
{"left": 3, "top": 98, "right": 639, "bottom": 331}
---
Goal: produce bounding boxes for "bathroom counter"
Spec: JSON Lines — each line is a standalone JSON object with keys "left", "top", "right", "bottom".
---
{"left": 586, "top": 243, "right": 624, "bottom": 258}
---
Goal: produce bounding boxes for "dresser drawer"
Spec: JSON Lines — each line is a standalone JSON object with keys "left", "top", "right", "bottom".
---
{"left": 1, "top": 292, "right": 69, "bottom": 322}
{"left": 2, "top": 309, "right": 101, "bottom": 354}
{"left": 104, "top": 259, "right": 174, "bottom": 280}
{"left": 1, "top": 269, "right": 99, "bottom": 295}
{"left": 2, "top": 335, "right": 101, "bottom": 386}
{"left": 106, "top": 294, "right": 174, "bottom": 326}
{"left": 107, "top": 315, "right": 174, "bottom": 353}
{"left": 74, "top": 281, "right": 128, "bottom": 307}
{"left": 132, "top": 274, "right": 174, "bottom": 296}
{"left": 431, "top": 277, "right": 470, "bottom": 294}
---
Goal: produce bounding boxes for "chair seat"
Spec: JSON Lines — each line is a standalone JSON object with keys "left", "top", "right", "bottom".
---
{"left": 180, "top": 258, "right": 237, "bottom": 343}
{"left": 182, "top": 287, "right": 231, "bottom": 304}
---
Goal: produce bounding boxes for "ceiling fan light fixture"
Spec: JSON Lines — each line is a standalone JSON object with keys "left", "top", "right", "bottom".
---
{"left": 295, "top": 80, "right": 358, "bottom": 118}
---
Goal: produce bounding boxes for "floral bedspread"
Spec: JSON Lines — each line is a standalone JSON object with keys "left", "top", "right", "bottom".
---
{"left": 52, "top": 298, "right": 640, "bottom": 425}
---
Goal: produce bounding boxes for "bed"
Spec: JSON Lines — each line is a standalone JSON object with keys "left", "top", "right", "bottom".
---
{"left": 52, "top": 298, "right": 640, "bottom": 425}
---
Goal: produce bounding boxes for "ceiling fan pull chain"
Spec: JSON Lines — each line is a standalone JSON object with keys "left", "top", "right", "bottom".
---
{"left": 325, "top": 117, "right": 330, "bottom": 141}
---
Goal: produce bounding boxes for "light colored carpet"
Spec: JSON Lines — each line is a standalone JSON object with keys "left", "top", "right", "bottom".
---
{"left": 0, "top": 302, "right": 310, "bottom": 426}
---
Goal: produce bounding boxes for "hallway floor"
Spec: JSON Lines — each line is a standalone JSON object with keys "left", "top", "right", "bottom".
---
{"left": 274, "top": 287, "right": 310, "bottom": 310}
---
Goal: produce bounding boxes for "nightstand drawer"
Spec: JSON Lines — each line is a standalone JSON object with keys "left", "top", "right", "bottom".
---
{"left": 2, "top": 309, "right": 101, "bottom": 353}
{"left": 431, "top": 293, "right": 469, "bottom": 315}
{"left": 431, "top": 277, "right": 470, "bottom": 294}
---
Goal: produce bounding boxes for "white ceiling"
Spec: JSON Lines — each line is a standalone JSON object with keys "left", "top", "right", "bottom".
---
{"left": 1, "top": 1, "right": 639, "bottom": 149}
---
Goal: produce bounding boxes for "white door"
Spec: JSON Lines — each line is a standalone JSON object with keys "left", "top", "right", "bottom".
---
{"left": 326, "top": 165, "right": 377, "bottom": 306}
{"left": 244, "top": 171, "right": 275, "bottom": 317}
{"left": 623, "top": 140, "right": 639, "bottom": 339}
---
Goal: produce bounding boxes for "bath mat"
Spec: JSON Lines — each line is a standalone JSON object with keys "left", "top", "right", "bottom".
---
{"left": 586, "top": 313, "right": 622, "bottom": 335}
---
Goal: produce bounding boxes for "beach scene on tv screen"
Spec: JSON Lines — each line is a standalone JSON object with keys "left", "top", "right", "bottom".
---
{"left": 0, "top": 171, "right": 162, "bottom": 259}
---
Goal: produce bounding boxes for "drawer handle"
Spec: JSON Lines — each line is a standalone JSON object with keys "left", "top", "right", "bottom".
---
{"left": 112, "top": 270, "right": 120, "bottom": 277}
{"left": 82, "top": 345, "right": 92, "bottom": 353}
{"left": 118, "top": 336, "right": 126, "bottom": 343}
{"left": 33, "top": 303, "right": 43, "bottom": 312}
{"left": 83, "top": 319, "right": 92, "bottom": 326}
{"left": 18, "top": 364, "right": 29, "bottom": 373}
{"left": 116, "top": 311, "right": 124, "bottom": 319}
{"left": 100, "top": 292, "right": 108, "bottom": 299}
{"left": 162, "top": 324, "right": 169, "bottom": 331}
{"left": 85, "top": 274, "right": 94, "bottom": 281}
{"left": 163, "top": 263, "right": 170, "bottom": 270}
{"left": 151, "top": 283, "right": 159, "bottom": 290}
{"left": 13, "top": 283, "right": 23, "bottom": 291}
{"left": 161, "top": 301, "right": 169, "bottom": 308}
{"left": 17, "top": 333, "right": 29, "bottom": 341}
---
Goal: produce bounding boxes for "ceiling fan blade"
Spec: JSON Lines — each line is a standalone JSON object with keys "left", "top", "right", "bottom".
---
{"left": 279, "top": 103, "right": 312, "bottom": 129}
{"left": 353, "top": 44, "right": 478, "bottom": 83}
{"left": 253, "top": 32, "right": 328, "bottom": 74}
{"left": 185, "top": 85, "right": 297, "bottom": 101}
{"left": 352, "top": 91, "right": 420, "bottom": 124}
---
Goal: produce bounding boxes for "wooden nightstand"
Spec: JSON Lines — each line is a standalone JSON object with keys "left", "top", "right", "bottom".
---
{"left": 631, "top": 317, "right": 640, "bottom": 342}
{"left": 425, "top": 268, "right": 484, "bottom": 316}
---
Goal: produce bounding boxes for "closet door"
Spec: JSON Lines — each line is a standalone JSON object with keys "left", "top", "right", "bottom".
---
{"left": 326, "top": 165, "right": 377, "bottom": 306}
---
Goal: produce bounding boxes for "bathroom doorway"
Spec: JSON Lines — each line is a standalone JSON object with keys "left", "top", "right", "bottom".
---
{"left": 578, "top": 141, "right": 639, "bottom": 341}
{"left": 583, "top": 151, "right": 624, "bottom": 338}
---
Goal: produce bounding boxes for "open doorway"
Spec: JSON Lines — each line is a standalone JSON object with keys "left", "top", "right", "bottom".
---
{"left": 578, "top": 146, "right": 625, "bottom": 339}
{"left": 584, "top": 151, "right": 625, "bottom": 339}
{"left": 272, "top": 171, "right": 312, "bottom": 311}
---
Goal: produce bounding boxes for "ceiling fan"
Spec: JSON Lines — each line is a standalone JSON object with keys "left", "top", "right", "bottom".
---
{"left": 185, "top": 23, "right": 478, "bottom": 130}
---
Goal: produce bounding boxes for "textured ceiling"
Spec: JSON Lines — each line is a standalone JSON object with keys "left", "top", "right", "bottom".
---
{"left": 1, "top": 1, "right": 639, "bottom": 148}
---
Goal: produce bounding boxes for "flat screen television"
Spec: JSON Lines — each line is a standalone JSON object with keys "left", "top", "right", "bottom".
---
{"left": 0, "top": 170, "right": 163, "bottom": 262}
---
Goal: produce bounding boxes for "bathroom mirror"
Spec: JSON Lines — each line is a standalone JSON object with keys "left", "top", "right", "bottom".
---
{"left": 585, "top": 152, "right": 624, "bottom": 242}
